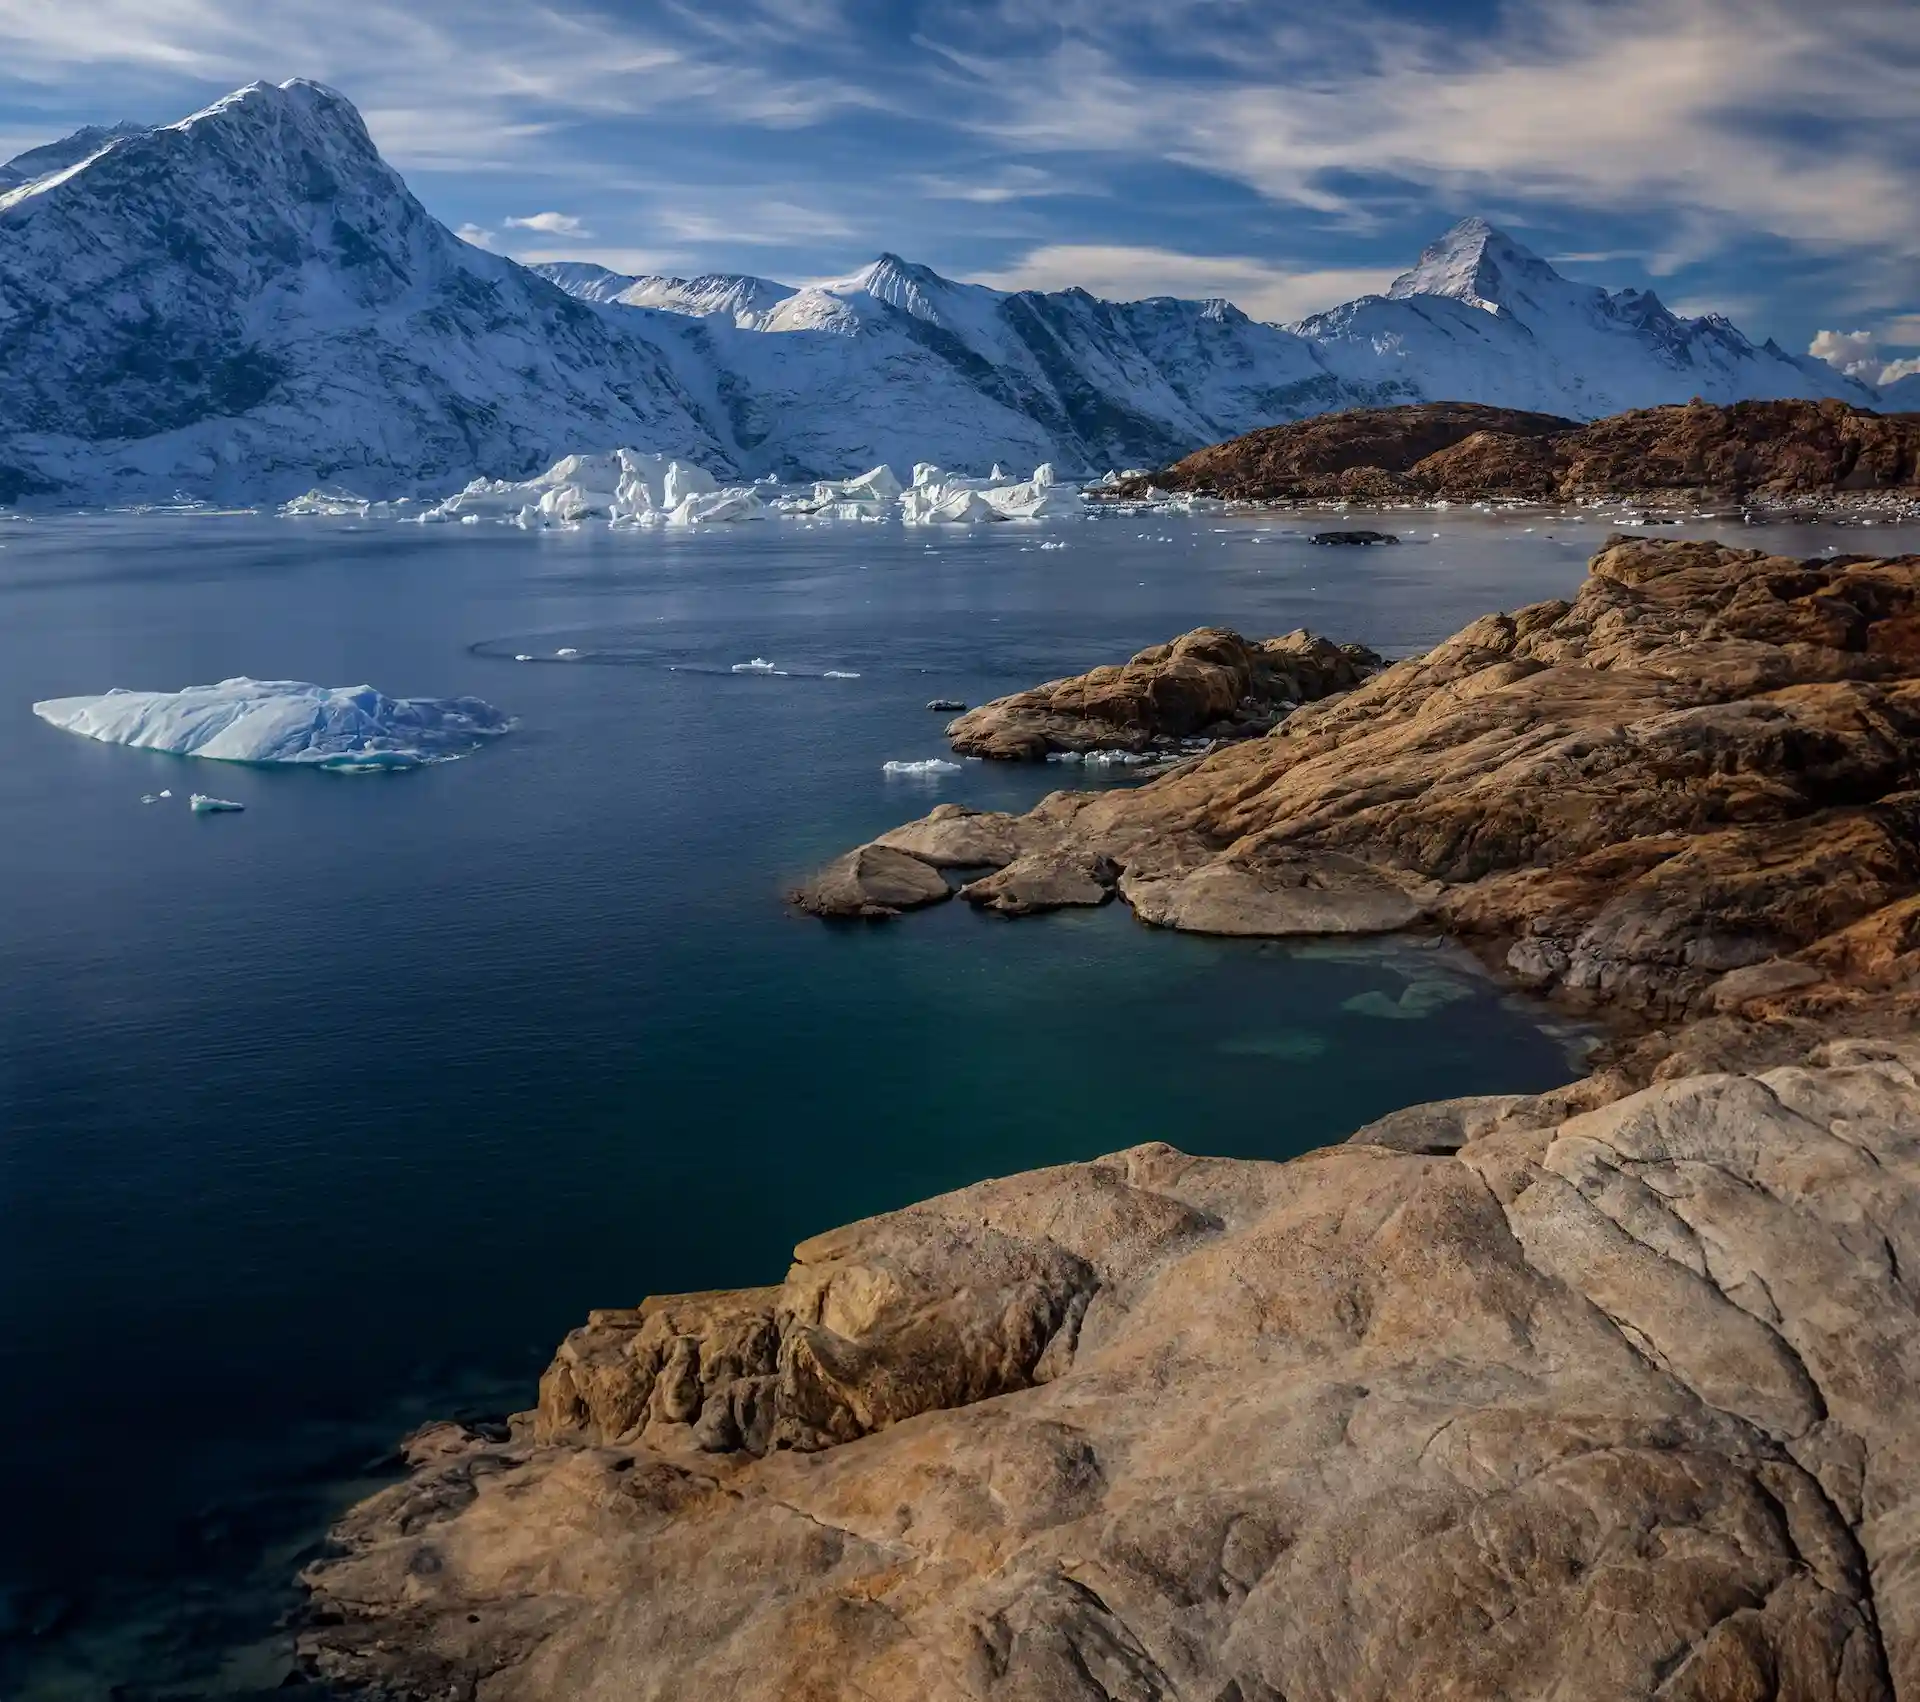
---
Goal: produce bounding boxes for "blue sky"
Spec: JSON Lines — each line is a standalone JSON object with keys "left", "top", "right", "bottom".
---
{"left": 1, "top": 0, "right": 1915, "bottom": 373}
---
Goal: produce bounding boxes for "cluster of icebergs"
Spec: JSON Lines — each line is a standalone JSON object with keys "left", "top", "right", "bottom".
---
{"left": 282, "top": 452, "right": 1091, "bottom": 529}
{"left": 32, "top": 677, "right": 512, "bottom": 770}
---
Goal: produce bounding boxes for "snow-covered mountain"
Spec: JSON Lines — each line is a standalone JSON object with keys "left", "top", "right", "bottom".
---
{"left": 0, "top": 82, "right": 719, "bottom": 503}
{"left": 0, "top": 81, "right": 1895, "bottom": 505}
{"left": 1288, "top": 219, "right": 1864, "bottom": 419}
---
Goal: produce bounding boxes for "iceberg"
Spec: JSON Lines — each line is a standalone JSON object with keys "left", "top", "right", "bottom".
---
{"left": 414, "top": 450, "right": 764, "bottom": 529}
{"left": 883, "top": 758, "right": 962, "bottom": 775}
{"left": 32, "top": 678, "right": 512, "bottom": 768}
{"left": 189, "top": 794, "right": 245, "bottom": 813}
{"left": 899, "top": 462, "right": 1080, "bottom": 524}
{"left": 280, "top": 488, "right": 414, "bottom": 519}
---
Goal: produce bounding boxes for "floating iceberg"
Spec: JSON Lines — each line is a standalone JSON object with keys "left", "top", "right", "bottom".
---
{"left": 770, "top": 465, "right": 905, "bottom": 518}
{"left": 899, "top": 462, "right": 1079, "bottom": 525}
{"left": 731, "top": 657, "right": 779, "bottom": 673}
{"left": 822, "top": 669, "right": 861, "bottom": 679}
{"left": 414, "top": 450, "right": 764, "bottom": 529}
{"left": 189, "top": 794, "right": 245, "bottom": 813}
{"left": 32, "top": 678, "right": 512, "bottom": 769}
{"left": 280, "top": 488, "right": 414, "bottom": 519}
{"left": 883, "top": 757, "right": 963, "bottom": 775}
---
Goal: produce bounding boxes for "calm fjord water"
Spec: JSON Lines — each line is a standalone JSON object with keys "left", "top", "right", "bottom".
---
{"left": 4, "top": 506, "right": 1914, "bottom": 1693}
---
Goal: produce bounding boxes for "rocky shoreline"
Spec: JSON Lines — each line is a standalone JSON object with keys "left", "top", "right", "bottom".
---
{"left": 298, "top": 534, "right": 1920, "bottom": 1700}
{"left": 1105, "top": 399, "right": 1920, "bottom": 514}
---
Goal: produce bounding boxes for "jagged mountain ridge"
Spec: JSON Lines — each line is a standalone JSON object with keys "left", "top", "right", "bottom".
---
{"left": 0, "top": 81, "right": 721, "bottom": 503}
{"left": 0, "top": 81, "right": 1895, "bottom": 504}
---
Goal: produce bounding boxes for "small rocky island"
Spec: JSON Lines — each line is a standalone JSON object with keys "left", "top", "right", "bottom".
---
{"left": 1111, "top": 397, "right": 1920, "bottom": 508}
{"left": 301, "top": 537, "right": 1920, "bottom": 1701}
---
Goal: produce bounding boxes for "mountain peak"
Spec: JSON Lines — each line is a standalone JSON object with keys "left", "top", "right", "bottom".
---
{"left": 0, "top": 121, "right": 146, "bottom": 193}
{"left": 1388, "top": 218, "right": 1563, "bottom": 315}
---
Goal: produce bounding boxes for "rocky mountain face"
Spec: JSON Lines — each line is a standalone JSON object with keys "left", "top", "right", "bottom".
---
{"left": 0, "top": 82, "right": 1900, "bottom": 504}
{"left": 300, "top": 538, "right": 1920, "bottom": 1698}
{"left": 0, "top": 81, "right": 719, "bottom": 503}
{"left": 1137, "top": 398, "right": 1920, "bottom": 503}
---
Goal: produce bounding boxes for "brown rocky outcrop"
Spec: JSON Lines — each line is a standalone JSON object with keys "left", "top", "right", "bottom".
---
{"left": 301, "top": 1039, "right": 1920, "bottom": 1702}
{"left": 943, "top": 627, "right": 1381, "bottom": 762}
{"left": 1126, "top": 398, "right": 1920, "bottom": 505}
{"left": 798, "top": 538, "right": 1920, "bottom": 1061}
{"left": 297, "top": 536, "right": 1920, "bottom": 1701}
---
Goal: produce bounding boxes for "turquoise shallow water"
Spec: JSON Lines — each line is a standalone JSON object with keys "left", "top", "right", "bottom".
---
{"left": 2, "top": 505, "right": 1913, "bottom": 1694}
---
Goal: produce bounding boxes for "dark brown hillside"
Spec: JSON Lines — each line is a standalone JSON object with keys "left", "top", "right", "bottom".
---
{"left": 1124, "top": 397, "right": 1920, "bottom": 503}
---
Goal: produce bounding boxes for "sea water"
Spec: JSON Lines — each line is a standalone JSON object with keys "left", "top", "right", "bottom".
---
{"left": 3, "top": 506, "right": 1912, "bottom": 1693}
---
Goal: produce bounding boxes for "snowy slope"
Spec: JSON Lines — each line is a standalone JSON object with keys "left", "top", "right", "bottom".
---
{"left": 0, "top": 122, "right": 149, "bottom": 193}
{"left": 0, "top": 81, "right": 722, "bottom": 503}
{"left": 0, "top": 80, "right": 1901, "bottom": 506}
{"left": 1289, "top": 219, "right": 1874, "bottom": 417}
{"left": 533, "top": 251, "right": 1377, "bottom": 477}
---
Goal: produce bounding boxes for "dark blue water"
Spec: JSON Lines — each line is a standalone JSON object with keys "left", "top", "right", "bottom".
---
{"left": 3, "top": 506, "right": 1903, "bottom": 1694}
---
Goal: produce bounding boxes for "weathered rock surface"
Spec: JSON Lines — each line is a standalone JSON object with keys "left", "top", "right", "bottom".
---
{"left": 787, "top": 842, "right": 953, "bottom": 918}
{"left": 812, "top": 539, "right": 1920, "bottom": 1075}
{"left": 1127, "top": 398, "right": 1920, "bottom": 505}
{"left": 301, "top": 1039, "right": 1920, "bottom": 1701}
{"left": 945, "top": 626, "right": 1381, "bottom": 761}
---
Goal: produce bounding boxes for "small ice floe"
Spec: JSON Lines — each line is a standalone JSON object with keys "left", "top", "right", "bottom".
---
{"left": 883, "top": 758, "right": 962, "bottom": 775}
{"left": 33, "top": 679, "right": 511, "bottom": 769}
{"left": 823, "top": 670, "right": 861, "bottom": 679}
{"left": 1046, "top": 749, "right": 1155, "bottom": 766}
{"left": 732, "top": 658, "right": 778, "bottom": 673}
{"left": 189, "top": 794, "right": 245, "bottom": 814}
{"left": 514, "top": 654, "right": 534, "bottom": 662}
{"left": 554, "top": 647, "right": 580, "bottom": 658}
{"left": 140, "top": 792, "right": 161, "bottom": 804}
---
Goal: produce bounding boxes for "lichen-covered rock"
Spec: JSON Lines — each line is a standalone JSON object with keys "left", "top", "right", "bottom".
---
{"left": 301, "top": 1042, "right": 1920, "bottom": 1701}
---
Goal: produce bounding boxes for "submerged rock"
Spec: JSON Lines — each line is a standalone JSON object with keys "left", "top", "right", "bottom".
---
{"left": 1309, "top": 528, "right": 1401, "bottom": 545}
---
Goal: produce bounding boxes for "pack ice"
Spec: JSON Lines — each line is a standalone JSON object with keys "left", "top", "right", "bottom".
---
{"left": 32, "top": 678, "right": 512, "bottom": 768}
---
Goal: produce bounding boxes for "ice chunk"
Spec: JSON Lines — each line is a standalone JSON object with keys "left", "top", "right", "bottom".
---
{"left": 823, "top": 670, "right": 861, "bottom": 679}
{"left": 33, "top": 678, "right": 511, "bottom": 768}
{"left": 555, "top": 647, "right": 580, "bottom": 658}
{"left": 140, "top": 792, "right": 160, "bottom": 804}
{"left": 883, "top": 758, "right": 962, "bottom": 774}
{"left": 731, "top": 658, "right": 778, "bottom": 673}
{"left": 1046, "top": 748, "right": 1154, "bottom": 766}
{"left": 189, "top": 794, "right": 245, "bottom": 813}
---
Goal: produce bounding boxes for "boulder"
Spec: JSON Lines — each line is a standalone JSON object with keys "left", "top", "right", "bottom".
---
{"left": 946, "top": 626, "right": 1379, "bottom": 761}
{"left": 787, "top": 844, "right": 952, "bottom": 918}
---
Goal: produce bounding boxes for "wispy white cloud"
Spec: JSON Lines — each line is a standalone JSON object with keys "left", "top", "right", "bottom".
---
{"left": 503, "top": 209, "right": 590, "bottom": 237}
{"left": 0, "top": 0, "right": 889, "bottom": 168}
{"left": 935, "top": 0, "right": 1920, "bottom": 261}
{"left": 654, "top": 199, "right": 857, "bottom": 247}
{"left": 454, "top": 221, "right": 494, "bottom": 248}
{"left": 971, "top": 244, "right": 1398, "bottom": 322}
